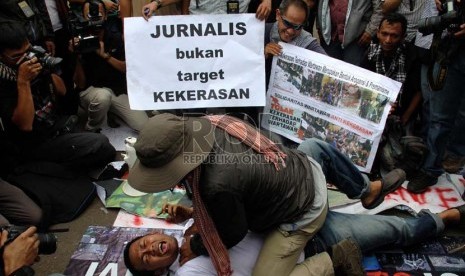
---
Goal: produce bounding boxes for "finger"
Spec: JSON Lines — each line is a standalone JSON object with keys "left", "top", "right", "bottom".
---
{"left": 21, "top": 226, "right": 37, "bottom": 238}
{"left": 33, "top": 238, "right": 40, "bottom": 249}
{"left": 0, "top": 230, "right": 7, "bottom": 246}
{"left": 158, "top": 203, "right": 169, "bottom": 215}
{"left": 172, "top": 205, "right": 178, "bottom": 217}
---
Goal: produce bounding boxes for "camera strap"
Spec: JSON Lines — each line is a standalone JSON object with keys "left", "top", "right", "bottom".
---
{"left": 427, "top": 31, "right": 454, "bottom": 91}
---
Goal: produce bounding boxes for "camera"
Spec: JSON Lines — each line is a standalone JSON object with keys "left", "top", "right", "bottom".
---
{"left": 1, "top": 225, "right": 57, "bottom": 255}
{"left": 23, "top": 46, "right": 62, "bottom": 72}
{"left": 418, "top": 0, "right": 465, "bottom": 35}
{"left": 68, "top": 0, "right": 105, "bottom": 53}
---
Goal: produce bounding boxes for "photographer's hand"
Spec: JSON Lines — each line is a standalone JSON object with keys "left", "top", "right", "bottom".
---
{"left": 454, "top": 23, "right": 465, "bottom": 38}
{"left": 45, "top": 40, "right": 56, "bottom": 57}
{"left": 95, "top": 41, "right": 106, "bottom": 58}
{"left": 1, "top": 227, "right": 39, "bottom": 276}
{"left": 17, "top": 57, "right": 42, "bottom": 83}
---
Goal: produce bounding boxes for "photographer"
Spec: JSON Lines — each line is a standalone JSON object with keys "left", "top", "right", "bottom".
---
{"left": 0, "top": 21, "right": 115, "bottom": 173}
{"left": 0, "top": 0, "right": 55, "bottom": 56}
{"left": 0, "top": 226, "right": 38, "bottom": 276}
{"left": 72, "top": 1, "right": 148, "bottom": 132}
{"left": 408, "top": 0, "right": 465, "bottom": 193}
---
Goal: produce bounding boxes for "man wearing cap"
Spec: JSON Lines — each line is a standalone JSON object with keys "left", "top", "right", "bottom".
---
{"left": 127, "top": 113, "right": 405, "bottom": 276}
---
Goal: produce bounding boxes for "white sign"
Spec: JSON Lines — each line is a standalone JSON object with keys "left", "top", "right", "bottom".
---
{"left": 124, "top": 15, "right": 265, "bottom": 110}
{"left": 262, "top": 43, "right": 402, "bottom": 172}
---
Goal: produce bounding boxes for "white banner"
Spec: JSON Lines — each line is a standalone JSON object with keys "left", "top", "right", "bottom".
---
{"left": 124, "top": 15, "right": 265, "bottom": 110}
{"left": 262, "top": 43, "right": 402, "bottom": 172}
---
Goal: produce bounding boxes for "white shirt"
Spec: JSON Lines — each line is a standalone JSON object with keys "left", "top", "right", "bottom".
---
{"left": 44, "top": 0, "right": 63, "bottom": 31}
{"left": 175, "top": 231, "right": 304, "bottom": 276}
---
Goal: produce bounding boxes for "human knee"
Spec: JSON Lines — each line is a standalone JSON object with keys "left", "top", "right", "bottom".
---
{"left": 88, "top": 88, "right": 112, "bottom": 110}
{"left": 297, "top": 138, "right": 326, "bottom": 156}
{"left": 91, "top": 134, "right": 116, "bottom": 165}
{"left": 26, "top": 207, "right": 43, "bottom": 226}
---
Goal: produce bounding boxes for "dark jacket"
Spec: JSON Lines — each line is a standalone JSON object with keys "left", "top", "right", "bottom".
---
{"left": 360, "top": 41, "right": 421, "bottom": 117}
{"left": 191, "top": 129, "right": 316, "bottom": 255}
{"left": 0, "top": 0, "right": 54, "bottom": 43}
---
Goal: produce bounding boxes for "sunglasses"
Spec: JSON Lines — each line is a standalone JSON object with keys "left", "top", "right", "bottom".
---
{"left": 281, "top": 15, "right": 304, "bottom": 31}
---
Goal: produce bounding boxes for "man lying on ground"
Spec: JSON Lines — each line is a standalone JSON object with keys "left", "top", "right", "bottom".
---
{"left": 124, "top": 203, "right": 465, "bottom": 276}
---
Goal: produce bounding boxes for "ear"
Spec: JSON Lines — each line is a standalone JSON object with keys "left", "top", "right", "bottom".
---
{"left": 276, "top": 9, "right": 280, "bottom": 21}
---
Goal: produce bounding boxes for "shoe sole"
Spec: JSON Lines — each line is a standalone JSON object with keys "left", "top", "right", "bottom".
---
{"left": 364, "top": 169, "right": 406, "bottom": 209}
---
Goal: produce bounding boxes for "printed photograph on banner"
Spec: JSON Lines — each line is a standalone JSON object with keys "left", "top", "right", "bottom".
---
{"left": 272, "top": 57, "right": 390, "bottom": 124}
{"left": 264, "top": 94, "right": 376, "bottom": 170}
{"left": 439, "top": 236, "right": 465, "bottom": 255}
{"left": 64, "top": 226, "right": 183, "bottom": 276}
{"left": 263, "top": 42, "right": 401, "bottom": 172}
{"left": 376, "top": 253, "right": 432, "bottom": 272}
{"left": 428, "top": 255, "right": 465, "bottom": 272}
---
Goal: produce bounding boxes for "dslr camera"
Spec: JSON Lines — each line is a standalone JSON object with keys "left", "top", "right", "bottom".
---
{"left": 68, "top": 0, "right": 105, "bottom": 53}
{"left": 22, "top": 46, "right": 63, "bottom": 73}
{"left": 418, "top": 0, "right": 465, "bottom": 35}
{"left": 1, "top": 225, "right": 57, "bottom": 255}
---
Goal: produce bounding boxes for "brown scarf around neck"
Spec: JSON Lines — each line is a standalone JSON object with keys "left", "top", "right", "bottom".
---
{"left": 189, "top": 115, "right": 287, "bottom": 276}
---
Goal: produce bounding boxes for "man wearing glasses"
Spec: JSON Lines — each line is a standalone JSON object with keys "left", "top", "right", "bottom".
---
{"left": 0, "top": 22, "right": 115, "bottom": 193}
{"left": 264, "top": 0, "right": 326, "bottom": 85}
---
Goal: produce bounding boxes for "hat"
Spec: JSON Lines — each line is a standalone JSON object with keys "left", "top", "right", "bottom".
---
{"left": 127, "top": 113, "right": 215, "bottom": 194}
{"left": 121, "top": 180, "right": 147, "bottom": 197}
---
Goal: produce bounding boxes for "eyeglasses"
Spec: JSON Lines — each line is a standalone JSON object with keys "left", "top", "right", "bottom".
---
{"left": 2, "top": 45, "right": 32, "bottom": 62}
{"left": 280, "top": 15, "right": 304, "bottom": 31}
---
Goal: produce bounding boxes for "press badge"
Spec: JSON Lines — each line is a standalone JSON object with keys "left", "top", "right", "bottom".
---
{"left": 227, "top": 0, "right": 239, "bottom": 13}
{"left": 18, "top": 1, "right": 35, "bottom": 18}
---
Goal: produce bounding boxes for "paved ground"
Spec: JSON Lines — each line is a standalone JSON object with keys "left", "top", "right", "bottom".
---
{"left": 33, "top": 198, "right": 118, "bottom": 275}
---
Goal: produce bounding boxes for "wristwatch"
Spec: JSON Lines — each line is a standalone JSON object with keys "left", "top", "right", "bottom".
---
{"left": 151, "top": 0, "right": 162, "bottom": 7}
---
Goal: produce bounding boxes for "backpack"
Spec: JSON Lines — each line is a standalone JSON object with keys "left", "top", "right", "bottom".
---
{"left": 380, "top": 118, "right": 428, "bottom": 175}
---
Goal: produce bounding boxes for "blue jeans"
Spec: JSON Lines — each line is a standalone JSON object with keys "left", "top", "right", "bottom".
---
{"left": 297, "top": 138, "right": 370, "bottom": 199}
{"left": 423, "top": 50, "right": 465, "bottom": 176}
{"left": 306, "top": 210, "right": 444, "bottom": 255}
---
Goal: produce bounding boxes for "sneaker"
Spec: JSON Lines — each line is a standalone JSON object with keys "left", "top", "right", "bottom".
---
{"left": 407, "top": 170, "right": 438, "bottom": 194}
{"left": 331, "top": 239, "right": 364, "bottom": 276}
{"left": 442, "top": 154, "right": 465, "bottom": 174}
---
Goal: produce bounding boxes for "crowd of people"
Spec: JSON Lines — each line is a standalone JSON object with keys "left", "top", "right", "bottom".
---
{"left": 0, "top": 0, "right": 464, "bottom": 275}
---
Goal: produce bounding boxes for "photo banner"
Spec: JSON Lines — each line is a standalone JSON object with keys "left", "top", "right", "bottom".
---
{"left": 262, "top": 43, "right": 402, "bottom": 172}
{"left": 124, "top": 15, "right": 265, "bottom": 110}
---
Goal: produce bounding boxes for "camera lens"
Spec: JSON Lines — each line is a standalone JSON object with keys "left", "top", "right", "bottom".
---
{"left": 38, "top": 233, "right": 57, "bottom": 255}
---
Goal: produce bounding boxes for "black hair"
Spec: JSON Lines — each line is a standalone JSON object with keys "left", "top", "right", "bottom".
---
{"left": 279, "top": 0, "right": 309, "bottom": 21}
{"left": 123, "top": 236, "right": 155, "bottom": 276}
{"left": 379, "top": 13, "right": 408, "bottom": 37}
{"left": 0, "top": 22, "right": 28, "bottom": 53}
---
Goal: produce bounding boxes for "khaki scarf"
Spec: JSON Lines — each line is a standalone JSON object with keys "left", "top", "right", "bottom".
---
{"left": 190, "top": 115, "right": 287, "bottom": 276}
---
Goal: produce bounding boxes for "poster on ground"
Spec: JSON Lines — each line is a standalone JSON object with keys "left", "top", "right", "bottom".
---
{"left": 63, "top": 226, "right": 183, "bottom": 276}
{"left": 261, "top": 43, "right": 402, "bottom": 172}
{"left": 125, "top": 14, "right": 265, "bottom": 110}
